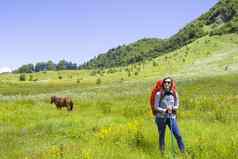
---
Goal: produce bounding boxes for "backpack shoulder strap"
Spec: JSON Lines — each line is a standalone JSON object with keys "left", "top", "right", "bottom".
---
{"left": 172, "top": 90, "right": 177, "bottom": 97}
{"left": 158, "top": 90, "right": 165, "bottom": 106}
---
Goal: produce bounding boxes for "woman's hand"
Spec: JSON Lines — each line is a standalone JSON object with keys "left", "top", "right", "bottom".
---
{"left": 166, "top": 106, "right": 172, "bottom": 114}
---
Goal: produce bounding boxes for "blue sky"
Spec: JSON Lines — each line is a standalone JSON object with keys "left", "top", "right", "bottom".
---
{"left": 0, "top": 0, "right": 218, "bottom": 69}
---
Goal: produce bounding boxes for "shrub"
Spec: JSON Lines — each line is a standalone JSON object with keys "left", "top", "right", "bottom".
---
{"left": 29, "top": 74, "right": 33, "bottom": 81}
{"left": 96, "top": 78, "right": 101, "bottom": 85}
{"left": 128, "top": 72, "right": 131, "bottom": 77}
{"left": 153, "top": 61, "right": 157, "bottom": 67}
{"left": 224, "top": 65, "right": 229, "bottom": 71}
{"left": 19, "top": 74, "right": 26, "bottom": 81}
{"left": 76, "top": 79, "right": 81, "bottom": 84}
{"left": 33, "top": 78, "right": 38, "bottom": 81}
{"left": 90, "top": 70, "right": 97, "bottom": 76}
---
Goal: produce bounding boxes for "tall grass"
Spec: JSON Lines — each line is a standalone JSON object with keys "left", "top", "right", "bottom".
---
{"left": 0, "top": 34, "right": 238, "bottom": 158}
{"left": 0, "top": 73, "right": 237, "bottom": 159}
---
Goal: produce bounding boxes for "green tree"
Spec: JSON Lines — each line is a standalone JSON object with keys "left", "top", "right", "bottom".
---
{"left": 57, "top": 60, "right": 66, "bottom": 70}
{"left": 17, "top": 64, "right": 34, "bottom": 73}
{"left": 47, "top": 60, "right": 56, "bottom": 70}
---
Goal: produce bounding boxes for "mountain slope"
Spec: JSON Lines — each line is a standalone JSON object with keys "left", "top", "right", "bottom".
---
{"left": 79, "top": 38, "right": 165, "bottom": 69}
{"left": 3, "top": 34, "right": 238, "bottom": 85}
{"left": 80, "top": 0, "right": 238, "bottom": 69}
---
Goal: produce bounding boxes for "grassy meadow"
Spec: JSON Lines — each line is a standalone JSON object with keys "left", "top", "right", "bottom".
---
{"left": 0, "top": 34, "right": 238, "bottom": 159}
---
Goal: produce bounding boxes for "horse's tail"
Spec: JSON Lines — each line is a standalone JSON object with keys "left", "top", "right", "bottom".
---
{"left": 69, "top": 101, "right": 73, "bottom": 111}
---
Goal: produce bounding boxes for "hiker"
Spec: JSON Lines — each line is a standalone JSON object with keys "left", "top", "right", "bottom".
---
{"left": 153, "top": 77, "right": 185, "bottom": 153}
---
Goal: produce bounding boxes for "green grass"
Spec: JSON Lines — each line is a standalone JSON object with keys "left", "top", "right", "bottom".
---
{"left": 0, "top": 73, "right": 238, "bottom": 159}
{"left": 0, "top": 34, "right": 238, "bottom": 158}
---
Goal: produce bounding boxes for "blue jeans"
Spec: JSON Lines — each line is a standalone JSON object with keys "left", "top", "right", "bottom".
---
{"left": 155, "top": 117, "right": 185, "bottom": 152}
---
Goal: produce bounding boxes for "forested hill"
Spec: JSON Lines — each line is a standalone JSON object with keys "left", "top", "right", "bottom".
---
{"left": 79, "top": 0, "right": 238, "bottom": 69}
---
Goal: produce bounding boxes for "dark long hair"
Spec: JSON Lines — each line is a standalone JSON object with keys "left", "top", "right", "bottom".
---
{"left": 162, "top": 77, "right": 173, "bottom": 90}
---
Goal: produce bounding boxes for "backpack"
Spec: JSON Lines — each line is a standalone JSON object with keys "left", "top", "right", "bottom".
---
{"left": 149, "top": 79, "right": 176, "bottom": 116}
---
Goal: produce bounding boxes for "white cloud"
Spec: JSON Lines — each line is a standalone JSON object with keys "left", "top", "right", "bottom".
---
{"left": 0, "top": 67, "right": 12, "bottom": 73}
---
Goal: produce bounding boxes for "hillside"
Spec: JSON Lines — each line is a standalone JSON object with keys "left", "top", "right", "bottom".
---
{"left": 0, "top": 33, "right": 238, "bottom": 158}
{"left": 2, "top": 34, "right": 238, "bottom": 87}
{"left": 80, "top": 0, "right": 238, "bottom": 69}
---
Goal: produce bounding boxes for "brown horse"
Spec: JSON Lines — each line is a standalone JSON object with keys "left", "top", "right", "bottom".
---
{"left": 50, "top": 96, "right": 73, "bottom": 111}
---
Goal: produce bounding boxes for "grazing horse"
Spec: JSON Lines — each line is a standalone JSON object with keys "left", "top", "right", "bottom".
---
{"left": 50, "top": 96, "right": 73, "bottom": 111}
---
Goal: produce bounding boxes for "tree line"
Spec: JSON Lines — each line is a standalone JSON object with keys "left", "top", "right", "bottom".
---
{"left": 15, "top": 60, "right": 78, "bottom": 73}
